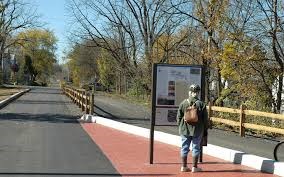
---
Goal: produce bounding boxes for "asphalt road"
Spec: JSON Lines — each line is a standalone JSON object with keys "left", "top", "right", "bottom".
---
{"left": 93, "top": 93, "right": 281, "bottom": 160}
{"left": 0, "top": 88, "right": 120, "bottom": 177}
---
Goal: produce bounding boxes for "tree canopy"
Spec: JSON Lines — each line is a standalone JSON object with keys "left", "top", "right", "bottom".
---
{"left": 64, "top": 0, "right": 284, "bottom": 112}
{"left": 16, "top": 29, "right": 57, "bottom": 84}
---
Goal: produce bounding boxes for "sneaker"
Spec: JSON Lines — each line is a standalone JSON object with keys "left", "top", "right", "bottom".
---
{"left": 191, "top": 167, "right": 202, "bottom": 172}
{"left": 180, "top": 166, "right": 190, "bottom": 172}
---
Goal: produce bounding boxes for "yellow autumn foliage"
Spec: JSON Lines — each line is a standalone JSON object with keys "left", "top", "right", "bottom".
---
{"left": 16, "top": 29, "right": 57, "bottom": 82}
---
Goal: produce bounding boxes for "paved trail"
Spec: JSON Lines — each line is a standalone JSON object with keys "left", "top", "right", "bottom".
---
{"left": 0, "top": 87, "right": 120, "bottom": 177}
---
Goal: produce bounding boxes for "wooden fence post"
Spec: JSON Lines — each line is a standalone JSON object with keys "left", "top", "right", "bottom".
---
{"left": 81, "top": 90, "right": 85, "bottom": 111}
{"left": 76, "top": 89, "right": 78, "bottom": 105}
{"left": 74, "top": 89, "right": 77, "bottom": 103}
{"left": 85, "top": 91, "right": 89, "bottom": 114}
{"left": 80, "top": 90, "right": 83, "bottom": 108}
{"left": 90, "top": 86, "right": 94, "bottom": 115}
{"left": 81, "top": 90, "right": 84, "bottom": 110}
{"left": 71, "top": 88, "right": 75, "bottom": 103}
{"left": 76, "top": 90, "right": 79, "bottom": 106}
{"left": 239, "top": 104, "right": 246, "bottom": 137}
{"left": 74, "top": 89, "right": 77, "bottom": 104}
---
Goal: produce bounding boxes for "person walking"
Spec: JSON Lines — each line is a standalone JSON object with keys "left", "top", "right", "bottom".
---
{"left": 176, "top": 84, "right": 209, "bottom": 172}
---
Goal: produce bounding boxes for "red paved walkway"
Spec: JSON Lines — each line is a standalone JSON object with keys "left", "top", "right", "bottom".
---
{"left": 81, "top": 123, "right": 278, "bottom": 177}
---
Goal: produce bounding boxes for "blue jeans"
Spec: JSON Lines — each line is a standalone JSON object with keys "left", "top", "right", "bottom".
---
{"left": 180, "top": 134, "right": 203, "bottom": 158}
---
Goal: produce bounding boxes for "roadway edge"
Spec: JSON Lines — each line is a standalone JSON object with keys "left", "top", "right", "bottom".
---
{"left": 0, "top": 88, "right": 31, "bottom": 109}
{"left": 81, "top": 114, "right": 284, "bottom": 177}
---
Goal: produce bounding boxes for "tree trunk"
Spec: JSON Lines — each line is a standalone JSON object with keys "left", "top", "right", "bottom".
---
{"left": 119, "top": 71, "right": 122, "bottom": 95}
{"left": 276, "top": 74, "right": 283, "bottom": 112}
{"left": 204, "top": 35, "right": 211, "bottom": 103}
{"left": 202, "top": 57, "right": 210, "bottom": 103}
{"left": 115, "top": 77, "right": 118, "bottom": 94}
{"left": 217, "top": 67, "right": 223, "bottom": 106}
{"left": 272, "top": 0, "right": 283, "bottom": 113}
{"left": 124, "top": 74, "right": 127, "bottom": 95}
{"left": 145, "top": 46, "right": 153, "bottom": 90}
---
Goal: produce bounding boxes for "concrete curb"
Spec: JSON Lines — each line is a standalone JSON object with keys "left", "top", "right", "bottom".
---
{"left": 0, "top": 88, "right": 31, "bottom": 109}
{"left": 80, "top": 114, "right": 284, "bottom": 177}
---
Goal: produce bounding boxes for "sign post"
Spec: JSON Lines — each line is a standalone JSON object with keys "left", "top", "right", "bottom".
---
{"left": 149, "top": 64, "right": 157, "bottom": 164}
{"left": 149, "top": 63, "right": 205, "bottom": 164}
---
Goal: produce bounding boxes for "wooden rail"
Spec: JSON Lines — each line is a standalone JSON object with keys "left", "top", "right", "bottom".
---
{"left": 62, "top": 85, "right": 94, "bottom": 115}
{"left": 61, "top": 84, "right": 284, "bottom": 137}
{"left": 207, "top": 102, "right": 284, "bottom": 137}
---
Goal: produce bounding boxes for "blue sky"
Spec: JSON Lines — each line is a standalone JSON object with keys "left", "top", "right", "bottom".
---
{"left": 33, "top": 0, "right": 68, "bottom": 63}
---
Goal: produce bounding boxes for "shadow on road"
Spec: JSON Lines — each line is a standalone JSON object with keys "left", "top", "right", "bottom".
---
{"left": 25, "top": 87, "right": 63, "bottom": 95}
{"left": 0, "top": 113, "right": 79, "bottom": 124}
{"left": 28, "top": 91, "right": 63, "bottom": 95}
{"left": 94, "top": 104, "right": 150, "bottom": 124}
{"left": 94, "top": 104, "right": 117, "bottom": 118}
{"left": 14, "top": 100, "right": 71, "bottom": 105}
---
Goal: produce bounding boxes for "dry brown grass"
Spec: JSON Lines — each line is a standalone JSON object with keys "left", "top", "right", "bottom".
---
{"left": 0, "top": 86, "right": 23, "bottom": 101}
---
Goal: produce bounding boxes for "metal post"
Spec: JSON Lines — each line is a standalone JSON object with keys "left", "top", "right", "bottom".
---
{"left": 149, "top": 64, "right": 157, "bottom": 164}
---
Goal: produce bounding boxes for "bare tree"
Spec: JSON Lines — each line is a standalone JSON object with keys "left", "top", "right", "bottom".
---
{"left": 67, "top": 0, "right": 137, "bottom": 74}
{"left": 255, "top": 0, "right": 284, "bottom": 112}
{"left": 124, "top": 0, "right": 184, "bottom": 81}
{"left": 67, "top": 0, "right": 184, "bottom": 91}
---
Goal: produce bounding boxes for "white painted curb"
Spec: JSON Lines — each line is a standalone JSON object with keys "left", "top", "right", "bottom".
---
{"left": 80, "top": 114, "right": 284, "bottom": 177}
{"left": 0, "top": 89, "right": 30, "bottom": 109}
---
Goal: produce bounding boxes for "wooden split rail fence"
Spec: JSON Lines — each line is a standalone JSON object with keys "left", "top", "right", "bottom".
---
{"left": 61, "top": 84, "right": 284, "bottom": 137}
{"left": 62, "top": 86, "right": 94, "bottom": 115}
{"left": 208, "top": 102, "right": 284, "bottom": 137}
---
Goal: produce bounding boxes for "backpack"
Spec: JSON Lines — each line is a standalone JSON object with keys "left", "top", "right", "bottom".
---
{"left": 184, "top": 99, "right": 198, "bottom": 124}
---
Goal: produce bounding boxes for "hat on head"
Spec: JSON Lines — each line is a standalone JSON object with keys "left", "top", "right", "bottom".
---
{"left": 189, "top": 84, "right": 201, "bottom": 93}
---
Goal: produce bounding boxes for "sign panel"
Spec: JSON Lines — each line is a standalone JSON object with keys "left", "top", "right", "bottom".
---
{"left": 154, "top": 64, "right": 204, "bottom": 125}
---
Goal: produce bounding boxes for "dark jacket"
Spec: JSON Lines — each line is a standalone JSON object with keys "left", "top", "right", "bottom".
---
{"left": 176, "top": 96, "right": 208, "bottom": 136}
